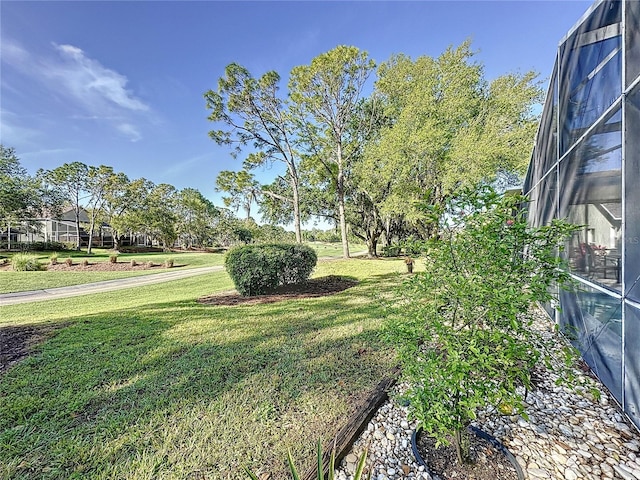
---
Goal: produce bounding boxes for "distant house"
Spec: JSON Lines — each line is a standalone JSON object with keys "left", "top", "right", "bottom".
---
{"left": 1, "top": 208, "right": 114, "bottom": 248}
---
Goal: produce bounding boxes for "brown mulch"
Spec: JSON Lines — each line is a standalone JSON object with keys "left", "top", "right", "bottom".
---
{"left": 197, "top": 275, "right": 359, "bottom": 306}
{"left": 0, "top": 323, "right": 67, "bottom": 375}
{"left": 415, "top": 429, "right": 521, "bottom": 480}
{"left": 0, "top": 261, "right": 180, "bottom": 272}
{"left": 45, "top": 262, "right": 168, "bottom": 272}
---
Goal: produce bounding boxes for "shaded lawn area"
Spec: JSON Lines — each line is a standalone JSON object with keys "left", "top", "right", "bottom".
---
{"left": 0, "top": 251, "right": 225, "bottom": 294}
{"left": 0, "top": 259, "right": 405, "bottom": 479}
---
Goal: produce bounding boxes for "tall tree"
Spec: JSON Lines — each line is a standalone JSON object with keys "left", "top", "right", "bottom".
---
{"left": 85, "top": 165, "right": 116, "bottom": 254}
{"left": 365, "top": 41, "right": 543, "bottom": 236}
{"left": 175, "top": 188, "right": 220, "bottom": 248}
{"left": 289, "top": 45, "right": 376, "bottom": 258}
{"left": 103, "top": 175, "right": 150, "bottom": 250}
{"left": 42, "top": 162, "right": 89, "bottom": 250}
{"left": 215, "top": 169, "right": 259, "bottom": 220}
{"left": 0, "top": 146, "right": 49, "bottom": 246}
{"left": 142, "top": 183, "right": 178, "bottom": 250}
{"left": 204, "top": 64, "right": 304, "bottom": 242}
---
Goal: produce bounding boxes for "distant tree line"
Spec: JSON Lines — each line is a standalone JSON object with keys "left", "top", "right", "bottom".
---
{"left": 0, "top": 145, "right": 330, "bottom": 253}
{"left": 206, "top": 41, "right": 542, "bottom": 257}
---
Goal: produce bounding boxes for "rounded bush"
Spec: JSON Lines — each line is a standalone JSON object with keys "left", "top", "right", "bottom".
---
{"left": 224, "top": 243, "right": 317, "bottom": 296}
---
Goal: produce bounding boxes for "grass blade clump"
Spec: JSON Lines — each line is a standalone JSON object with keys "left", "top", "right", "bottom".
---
{"left": 11, "top": 253, "right": 43, "bottom": 271}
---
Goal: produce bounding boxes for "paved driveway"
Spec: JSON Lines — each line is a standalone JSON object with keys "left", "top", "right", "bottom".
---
{"left": 0, "top": 266, "right": 224, "bottom": 306}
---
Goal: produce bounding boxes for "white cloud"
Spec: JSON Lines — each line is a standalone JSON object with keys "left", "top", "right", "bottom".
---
{"left": 1, "top": 39, "right": 151, "bottom": 142}
{"left": 1, "top": 40, "right": 31, "bottom": 66}
{"left": 117, "top": 123, "right": 142, "bottom": 142}
{"left": 51, "top": 43, "right": 149, "bottom": 113}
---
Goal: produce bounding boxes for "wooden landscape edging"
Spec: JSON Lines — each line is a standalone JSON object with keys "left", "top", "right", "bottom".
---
{"left": 302, "top": 367, "right": 400, "bottom": 480}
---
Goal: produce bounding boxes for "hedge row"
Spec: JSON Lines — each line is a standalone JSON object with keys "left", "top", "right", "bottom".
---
{"left": 224, "top": 243, "right": 317, "bottom": 296}
{"left": 0, "top": 241, "right": 69, "bottom": 252}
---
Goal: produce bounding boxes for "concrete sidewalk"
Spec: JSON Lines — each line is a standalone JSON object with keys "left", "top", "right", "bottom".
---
{"left": 0, "top": 266, "right": 224, "bottom": 306}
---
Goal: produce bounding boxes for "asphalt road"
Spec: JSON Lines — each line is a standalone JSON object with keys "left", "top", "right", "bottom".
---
{"left": 0, "top": 266, "right": 224, "bottom": 306}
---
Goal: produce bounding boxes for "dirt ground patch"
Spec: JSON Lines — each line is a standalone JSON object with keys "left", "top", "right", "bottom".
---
{"left": 197, "top": 275, "right": 359, "bottom": 306}
{"left": 0, "top": 323, "right": 67, "bottom": 375}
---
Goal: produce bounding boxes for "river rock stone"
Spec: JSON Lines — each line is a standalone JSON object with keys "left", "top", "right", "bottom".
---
{"left": 335, "top": 309, "right": 639, "bottom": 480}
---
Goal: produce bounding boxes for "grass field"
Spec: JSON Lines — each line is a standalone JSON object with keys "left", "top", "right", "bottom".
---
{"left": 0, "top": 258, "right": 407, "bottom": 479}
{"left": 0, "top": 244, "right": 369, "bottom": 294}
{"left": 307, "top": 242, "right": 367, "bottom": 257}
{"left": 0, "top": 250, "right": 226, "bottom": 294}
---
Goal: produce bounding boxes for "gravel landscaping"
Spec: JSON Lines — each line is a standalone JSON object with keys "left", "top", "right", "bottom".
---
{"left": 336, "top": 309, "right": 640, "bottom": 480}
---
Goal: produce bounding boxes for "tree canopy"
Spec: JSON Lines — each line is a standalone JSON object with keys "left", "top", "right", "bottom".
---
{"left": 205, "top": 41, "right": 542, "bottom": 255}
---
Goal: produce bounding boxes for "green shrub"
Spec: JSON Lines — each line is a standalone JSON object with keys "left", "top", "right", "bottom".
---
{"left": 49, "top": 253, "right": 58, "bottom": 265}
{"left": 225, "top": 243, "right": 317, "bottom": 296}
{"left": 0, "top": 241, "right": 68, "bottom": 252}
{"left": 11, "top": 254, "right": 43, "bottom": 271}
{"left": 386, "top": 186, "right": 579, "bottom": 465}
{"left": 381, "top": 245, "right": 401, "bottom": 257}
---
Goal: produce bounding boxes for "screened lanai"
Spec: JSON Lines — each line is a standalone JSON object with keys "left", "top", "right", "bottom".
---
{"left": 524, "top": 0, "right": 640, "bottom": 429}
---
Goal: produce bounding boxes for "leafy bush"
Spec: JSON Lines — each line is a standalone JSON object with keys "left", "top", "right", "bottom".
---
{"left": 49, "top": 253, "right": 58, "bottom": 265}
{"left": 117, "top": 246, "right": 164, "bottom": 253}
{"left": 0, "top": 241, "right": 68, "bottom": 252}
{"left": 11, "top": 254, "right": 43, "bottom": 271}
{"left": 386, "top": 186, "right": 579, "bottom": 464}
{"left": 225, "top": 243, "right": 317, "bottom": 296}
{"left": 382, "top": 245, "right": 402, "bottom": 257}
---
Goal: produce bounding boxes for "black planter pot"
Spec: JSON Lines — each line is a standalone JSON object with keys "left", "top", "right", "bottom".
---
{"left": 411, "top": 426, "right": 525, "bottom": 480}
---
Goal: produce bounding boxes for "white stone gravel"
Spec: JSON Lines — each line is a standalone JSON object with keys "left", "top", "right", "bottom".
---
{"left": 335, "top": 310, "right": 640, "bottom": 480}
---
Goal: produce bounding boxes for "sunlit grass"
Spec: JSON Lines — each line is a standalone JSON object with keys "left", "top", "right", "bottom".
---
{"left": 0, "top": 251, "right": 225, "bottom": 294}
{"left": 0, "top": 258, "right": 406, "bottom": 479}
{"left": 306, "top": 241, "right": 367, "bottom": 257}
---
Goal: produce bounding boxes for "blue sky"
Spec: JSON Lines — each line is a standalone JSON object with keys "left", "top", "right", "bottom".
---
{"left": 1, "top": 0, "right": 591, "bottom": 221}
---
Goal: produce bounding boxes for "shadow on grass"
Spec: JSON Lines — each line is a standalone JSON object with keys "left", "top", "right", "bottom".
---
{"left": 0, "top": 275, "right": 400, "bottom": 479}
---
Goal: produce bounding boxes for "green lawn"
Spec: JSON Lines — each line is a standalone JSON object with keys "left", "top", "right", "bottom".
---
{"left": 307, "top": 242, "right": 367, "bottom": 257}
{"left": 0, "top": 251, "right": 225, "bottom": 294}
{"left": 0, "top": 258, "right": 406, "bottom": 479}
{"left": 0, "top": 244, "right": 371, "bottom": 294}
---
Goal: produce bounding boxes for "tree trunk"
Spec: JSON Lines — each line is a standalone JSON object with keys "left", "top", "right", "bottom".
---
{"left": 74, "top": 209, "right": 81, "bottom": 251}
{"left": 367, "top": 236, "right": 378, "bottom": 258}
{"left": 87, "top": 222, "right": 94, "bottom": 254}
{"left": 454, "top": 428, "right": 471, "bottom": 465}
{"left": 291, "top": 167, "right": 302, "bottom": 244}
{"left": 336, "top": 147, "right": 349, "bottom": 258}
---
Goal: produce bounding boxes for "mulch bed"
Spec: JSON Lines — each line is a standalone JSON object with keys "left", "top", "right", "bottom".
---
{"left": 46, "top": 262, "right": 168, "bottom": 272}
{"left": 197, "top": 275, "right": 359, "bottom": 306}
{"left": 0, "top": 262, "right": 171, "bottom": 272}
{"left": 0, "top": 323, "right": 67, "bottom": 375}
{"left": 414, "top": 429, "right": 520, "bottom": 480}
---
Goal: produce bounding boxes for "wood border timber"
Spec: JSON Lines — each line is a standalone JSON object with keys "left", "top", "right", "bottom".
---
{"left": 302, "top": 367, "right": 400, "bottom": 480}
